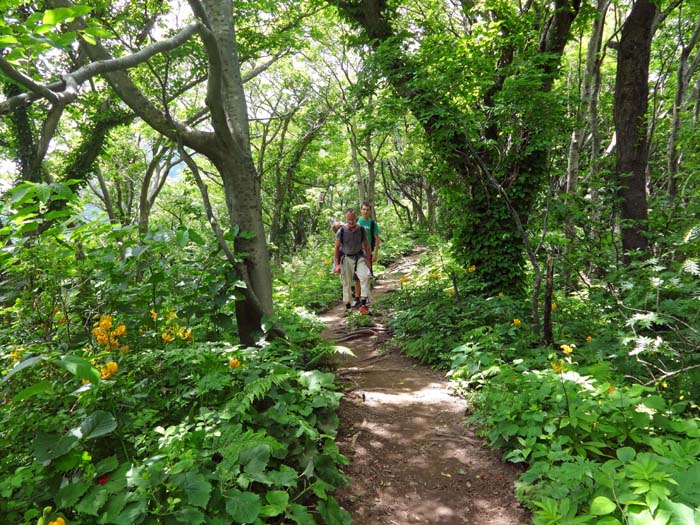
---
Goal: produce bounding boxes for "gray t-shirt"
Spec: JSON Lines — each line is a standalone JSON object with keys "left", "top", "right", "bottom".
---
{"left": 336, "top": 225, "right": 366, "bottom": 256}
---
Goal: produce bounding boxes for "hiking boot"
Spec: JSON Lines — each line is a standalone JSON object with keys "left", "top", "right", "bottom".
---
{"left": 358, "top": 305, "right": 370, "bottom": 315}
{"left": 351, "top": 299, "right": 362, "bottom": 309}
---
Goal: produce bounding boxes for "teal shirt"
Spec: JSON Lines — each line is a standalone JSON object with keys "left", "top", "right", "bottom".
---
{"left": 357, "top": 217, "right": 380, "bottom": 250}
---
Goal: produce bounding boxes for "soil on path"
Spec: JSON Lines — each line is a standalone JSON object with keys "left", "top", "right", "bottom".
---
{"left": 320, "top": 250, "right": 530, "bottom": 525}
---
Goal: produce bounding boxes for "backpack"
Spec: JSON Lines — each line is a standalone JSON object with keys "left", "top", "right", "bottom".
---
{"left": 369, "top": 220, "right": 378, "bottom": 252}
{"left": 339, "top": 225, "right": 367, "bottom": 256}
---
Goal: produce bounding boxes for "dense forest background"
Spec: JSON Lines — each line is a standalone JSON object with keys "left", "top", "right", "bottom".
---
{"left": 2, "top": 0, "right": 700, "bottom": 523}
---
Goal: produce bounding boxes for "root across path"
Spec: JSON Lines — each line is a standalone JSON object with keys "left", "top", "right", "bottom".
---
{"left": 320, "top": 251, "right": 530, "bottom": 525}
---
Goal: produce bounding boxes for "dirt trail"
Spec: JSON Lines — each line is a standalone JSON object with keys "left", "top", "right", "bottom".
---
{"left": 320, "top": 251, "right": 530, "bottom": 525}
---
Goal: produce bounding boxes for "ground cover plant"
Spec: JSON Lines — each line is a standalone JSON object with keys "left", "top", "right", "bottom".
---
{"left": 385, "top": 237, "right": 700, "bottom": 525}
{"left": 0, "top": 183, "right": 351, "bottom": 525}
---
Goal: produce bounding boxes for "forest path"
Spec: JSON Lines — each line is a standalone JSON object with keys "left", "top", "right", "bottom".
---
{"left": 319, "top": 249, "right": 530, "bottom": 525}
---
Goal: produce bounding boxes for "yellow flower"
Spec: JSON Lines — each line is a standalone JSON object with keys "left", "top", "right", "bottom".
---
{"left": 429, "top": 272, "right": 441, "bottom": 280}
{"left": 166, "top": 310, "right": 177, "bottom": 321}
{"left": 498, "top": 292, "right": 504, "bottom": 297}
{"left": 560, "top": 344, "right": 574, "bottom": 355}
{"left": 586, "top": 336, "right": 593, "bottom": 343}
{"left": 49, "top": 518, "right": 66, "bottom": 525}
{"left": 551, "top": 361, "right": 565, "bottom": 373}
{"left": 324, "top": 259, "right": 332, "bottom": 265}
{"left": 229, "top": 357, "right": 241, "bottom": 369}
{"left": 607, "top": 385, "right": 616, "bottom": 394}
{"left": 161, "top": 331, "right": 174, "bottom": 344}
{"left": 551, "top": 303, "right": 557, "bottom": 310}
{"left": 513, "top": 319, "right": 521, "bottom": 326}
{"left": 112, "top": 325, "right": 126, "bottom": 337}
{"left": 399, "top": 275, "right": 410, "bottom": 284}
{"left": 98, "top": 315, "right": 113, "bottom": 330}
{"left": 445, "top": 287, "right": 455, "bottom": 298}
{"left": 99, "top": 362, "right": 118, "bottom": 380}
{"left": 177, "top": 327, "right": 192, "bottom": 341}
{"left": 150, "top": 310, "right": 158, "bottom": 321}
{"left": 120, "top": 345, "right": 130, "bottom": 354}
{"left": 467, "top": 265, "right": 476, "bottom": 273}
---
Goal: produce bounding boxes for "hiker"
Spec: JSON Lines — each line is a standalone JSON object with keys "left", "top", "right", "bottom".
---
{"left": 354, "top": 201, "right": 381, "bottom": 305}
{"left": 333, "top": 208, "right": 372, "bottom": 314}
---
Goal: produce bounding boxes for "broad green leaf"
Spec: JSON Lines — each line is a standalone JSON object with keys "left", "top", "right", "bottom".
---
{"left": 617, "top": 447, "right": 637, "bottom": 463}
{"left": 55, "top": 355, "right": 100, "bottom": 384}
{"left": 33, "top": 432, "right": 79, "bottom": 462}
{"left": 596, "top": 518, "right": 621, "bottom": 525}
{"left": 75, "top": 485, "right": 109, "bottom": 516}
{"left": 225, "top": 489, "right": 261, "bottom": 523}
{"left": 76, "top": 411, "right": 118, "bottom": 439}
{"left": 590, "top": 496, "right": 617, "bottom": 515}
{"left": 318, "top": 496, "right": 351, "bottom": 525}
{"left": 112, "top": 500, "right": 147, "bottom": 525}
{"left": 42, "top": 5, "right": 92, "bottom": 26}
{"left": 173, "top": 472, "right": 212, "bottom": 508}
{"left": 176, "top": 228, "right": 189, "bottom": 248}
{"left": 187, "top": 228, "right": 205, "bottom": 244}
{"left": 174, "top": 507, "right": 206, "bottom": 524}
{"left": 643, "top": 396, "right": 666, "bottom": 411}
{"left": 1, "top": 355, "right": 44, "bottom": 384}
{"left": 12, "top": 380, "right": 52, "bottom": 402}
{"left": 57, "top": 481, "right": 89, "bottom": 508}
{"left": 240, "top": 445, "right": 270, "bottom": 475}
{"left": 95, "top": 455, "right": 119, "bottom": 476}
{"left": 259, "top": 490, "right": 288, "bottom": 517}
{"left": 286, "top": 503, "right": 316, "bottom": 525}
{"left": 0, "top": 35, "right": 19, "bottom": 44}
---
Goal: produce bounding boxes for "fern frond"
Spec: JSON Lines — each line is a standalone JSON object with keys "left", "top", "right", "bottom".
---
{"left": 682, "top": 259, "right": 700, "bottom": 276}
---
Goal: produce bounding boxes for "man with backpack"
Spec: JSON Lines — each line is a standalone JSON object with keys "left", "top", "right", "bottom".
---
{"left": 333, "top": 208, "right": 372, "bottom": 314}
{"left": 354, "top": 201, "right": 381, "bottom": 308}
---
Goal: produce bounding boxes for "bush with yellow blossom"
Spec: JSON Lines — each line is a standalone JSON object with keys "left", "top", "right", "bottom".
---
{"left": 91, "top": 315, "right": 127, "bottom": 352}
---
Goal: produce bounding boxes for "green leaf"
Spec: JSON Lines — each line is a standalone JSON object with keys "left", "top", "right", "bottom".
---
{"left": 318, "top": 496, "right": 351, "bottom": 525}
{"left": 187, "top": 228, "right": 205, "bottom": 245}
{"left": 33, "top": 432, "right": 79, "bottom": 462}
{"left": 225, "top": 489, "right": 261, "bottom": 523}
{"left": 268, "top": 465, "right": 299, "bottom": 486}
{"left": 75, "top": 485, "right": 108, "bottom": 515}
{"left": 42, "top": 5, "right": 92, "bottom": 26}
{"left": 617, "top": 447, "right": 636, "bottom": 463}
{"left": 0, "top": 35, "right": 19, "bottom": 44}
{"left": 57, "top": 481, "right": 90, "bottom": 508}
{"left": 55, "top": 355, "right": 100, "bottom": 384}
{"left": 172, "top": 472, "right": 212, "bottom": 508}
{"left": 590, "top": 496, "right": 617, "bottom": 515}
{"left": 240, "top": 445, "right": 270, "bottom": 475}
{"left": 12, "top": 380, "right": 53, "bottom": 402}
{"left": 174, "top": 507, "right": 206, "bottom": 524}
{"left": 1, "top": 355, "right": 44, "bottom": 384}
{"left": 596, "top": 518, "right": 621, "bottom": 525}
{"left": 176, "top": 228, "right": 189, "bottom": 248}
{"left": 286, "top": 503, "right": 316, "bottom": 525}
{"left": 76, "top": 411, "right": 117, "bottom": 439}
{"left": 642, "top": 396, "right": 666, "bottom": 411}
{"left": 259, "top": 490, "right": 288, "bottom": 517}
{"left": 310, "top": 478, "right": 334, "bottom": 500}
{"left": 95, "top": 455, "right": 119, "bottom": 476}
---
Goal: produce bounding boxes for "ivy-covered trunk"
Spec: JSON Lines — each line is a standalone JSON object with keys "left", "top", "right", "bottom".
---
{"left": 331, "top": 0, "right": 579, "bottom": 295}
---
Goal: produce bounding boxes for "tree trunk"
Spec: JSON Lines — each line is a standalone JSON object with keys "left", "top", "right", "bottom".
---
{"left": 666, "top": 18, "right": 700, "bottom": 198}
{"left": 331, "top": 0, "right": 579, "bottom": 295}
{"left": 614, "top": 0, "right": 657, "bottom": 263}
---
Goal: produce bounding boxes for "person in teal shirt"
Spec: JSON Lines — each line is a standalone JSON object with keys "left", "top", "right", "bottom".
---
{"left": 353, "top": 201, "right": 381, "bottom": 309}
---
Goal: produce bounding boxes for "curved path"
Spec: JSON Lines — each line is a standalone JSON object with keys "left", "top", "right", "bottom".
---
{"left": 321, "top": 252, "right": 530, "bottom": 525}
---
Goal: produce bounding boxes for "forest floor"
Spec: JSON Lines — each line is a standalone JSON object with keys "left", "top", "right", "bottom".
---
{"left": 320, "top": 248, "right": 531, "bottom": 525}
